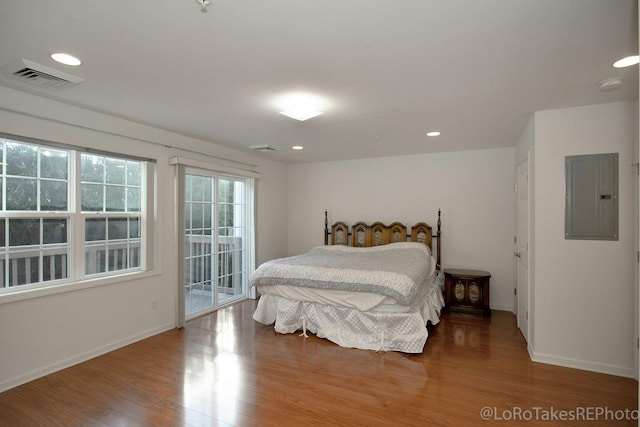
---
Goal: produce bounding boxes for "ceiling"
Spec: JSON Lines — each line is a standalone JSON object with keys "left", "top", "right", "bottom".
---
{"left": 0, "top": 0, "right": 637, "bottom": 164}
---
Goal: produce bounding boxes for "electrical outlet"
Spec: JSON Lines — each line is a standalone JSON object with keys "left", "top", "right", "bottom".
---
{"left": 151, "top": 300, "right": 157, "bottom": 310}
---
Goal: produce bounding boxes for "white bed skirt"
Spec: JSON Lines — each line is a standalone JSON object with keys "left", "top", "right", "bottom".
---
{"left": 253, "top": 272, "right": 445, "bottom": 353}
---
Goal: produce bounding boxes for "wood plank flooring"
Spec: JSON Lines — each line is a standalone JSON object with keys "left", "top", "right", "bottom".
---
{"left": 0, "top": 299, "right": 636, "bottom": 426}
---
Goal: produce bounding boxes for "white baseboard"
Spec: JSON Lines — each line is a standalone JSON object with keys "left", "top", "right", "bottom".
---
{"left": 531, "top": 351, "right": 636, "bottom": 379}
{"left": 527, "top": 343, "right": 534, "bottom": 360}
{"left": 0, "top": 322, "right": 175, "bottom": 393}
{"left": 491, "top": 304, "right": 514, "bottom": 312}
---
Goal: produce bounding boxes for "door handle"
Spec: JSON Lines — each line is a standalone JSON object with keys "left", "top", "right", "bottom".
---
{"left": 514, "top": 251, "right": 521, "bottom": 257}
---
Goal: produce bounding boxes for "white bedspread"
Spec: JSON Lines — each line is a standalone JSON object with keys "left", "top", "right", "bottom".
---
{"left": 250, "top": 242, "right": 433, "bottom": 306}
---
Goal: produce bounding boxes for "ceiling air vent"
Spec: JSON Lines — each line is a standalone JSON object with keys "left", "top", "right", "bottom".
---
{"left": 1, "top": 59, "right": 84, "bottom": 89}
{"left": 250, "top": 144, "right": 276, "bottom": 152}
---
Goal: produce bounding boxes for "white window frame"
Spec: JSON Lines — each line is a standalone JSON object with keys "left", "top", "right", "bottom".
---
{"left": 0, "top": 133, "right": 156, "bottom": 300}
{"left": 77, "top": 153, "right": 147, "bottom": 278}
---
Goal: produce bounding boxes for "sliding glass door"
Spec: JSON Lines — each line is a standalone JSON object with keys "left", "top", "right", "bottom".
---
{"left": 183, "top": 168, "right": 251, "bottom": 318}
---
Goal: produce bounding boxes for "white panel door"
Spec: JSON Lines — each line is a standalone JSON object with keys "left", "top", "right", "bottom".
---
{"left": 516, "top": 159, "right": 529, "bottom": 342}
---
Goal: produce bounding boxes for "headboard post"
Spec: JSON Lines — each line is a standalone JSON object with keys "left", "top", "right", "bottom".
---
{"left": 436, "top": 209, "right": 442, "bottom": 269}
{"left": 324, "top": 210, "right": 329, "bottom": 245}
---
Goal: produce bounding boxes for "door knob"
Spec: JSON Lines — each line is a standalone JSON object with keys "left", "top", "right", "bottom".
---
{"left": 514, "top": 251, "right": 521, "bottom": 257}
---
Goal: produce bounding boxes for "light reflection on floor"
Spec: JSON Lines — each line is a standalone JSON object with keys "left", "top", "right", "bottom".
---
{"left": 185, "top": 288, "right": 244, "bottom": 317}
{"left": 183, "top": 307, "right": 243, "bottom": 426}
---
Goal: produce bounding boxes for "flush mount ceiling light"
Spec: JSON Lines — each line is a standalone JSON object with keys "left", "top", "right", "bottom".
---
{"left": 275, "top": 92, "right": 328, "bottom": 121}
{"left": 292, "top": 145, "right": 304, "bottom": 150}
{"left": 613, "top": 55, "right": 639, "bottom": 68}
{"left": 426, "top": 131, "right": 441, "bottom": 137}
{"left": 50, "top": 53, "right": 82, "bottom": 66}
{"left": 280, "top": 109, "right": 323, "bottom": 121}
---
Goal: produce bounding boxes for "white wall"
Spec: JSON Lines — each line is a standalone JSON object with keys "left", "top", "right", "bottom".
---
{"left": 531, "top": 101, "right": 637, "bottom": 377}
{"left": 255, "top": 159, "right": 289, "bottom": 264}
{"left": 287, "top": 148, "right": 516, "bottom": 311}
{"left": 0, "top": 86, "right": 288, "bottom": 392}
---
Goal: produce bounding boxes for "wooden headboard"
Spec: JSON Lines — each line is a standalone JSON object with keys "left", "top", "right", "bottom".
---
{"left": 324, "top": 210, "right": 442, "bottom": 269}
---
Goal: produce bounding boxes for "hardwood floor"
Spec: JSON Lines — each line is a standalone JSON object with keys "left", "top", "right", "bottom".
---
{"left": 0, "top": 300, "right": 636, "bottom": 426}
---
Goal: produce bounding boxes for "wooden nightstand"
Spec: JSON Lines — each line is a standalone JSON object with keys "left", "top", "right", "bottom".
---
{"left": 444, "top": 269, "right": 491, "bottom": 318}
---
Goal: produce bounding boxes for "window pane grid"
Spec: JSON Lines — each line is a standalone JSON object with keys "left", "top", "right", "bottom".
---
{"left": 84, "top": 216, "right": 142, "bottom": 276}
{"left": 3, "top": 141, "right": 69, "bottom": 213}
{"left": 81, "top": 154, "right": 142, "bottom": 213}
{"left": 0, "top": 136, "right": 148, "bottom": 293}
{"left": 0, "top": 217, "right": 70, "bottom": 288}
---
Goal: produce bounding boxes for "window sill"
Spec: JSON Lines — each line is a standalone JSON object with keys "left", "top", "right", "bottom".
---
{"left": 0, "top": 269, "right": 163, "bottom": 306}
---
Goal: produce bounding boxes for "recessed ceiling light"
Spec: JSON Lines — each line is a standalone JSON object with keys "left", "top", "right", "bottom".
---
{"left": 613, "top": 55, "right": 639, "bottom": 68}
{"left": 50, "top": 53, "right": 82, "bottom": 66}
{"left": 426, "top": 131, "right": 441, "bottom": 137}
{"left": 292, "top": 145, "right": 304, "bottom": 150}
{"left": 275, "top": 92, "right": 328, "bottom": 121}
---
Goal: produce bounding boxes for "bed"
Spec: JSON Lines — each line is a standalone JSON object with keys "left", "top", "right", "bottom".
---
{"left": 251, "top": 210, "right": 444, "bottom": 353}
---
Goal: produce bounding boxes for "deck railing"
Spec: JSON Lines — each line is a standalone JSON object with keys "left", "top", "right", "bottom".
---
{"left": 0, "top": 246, "right": 68, "bottom": 287}
{"left": 185, "top": 235, "right": 243, "bottom": 295}
{"left": 0, "top": 243, "right": 141, "bottom": 287}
